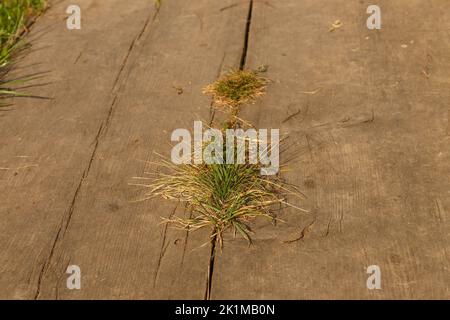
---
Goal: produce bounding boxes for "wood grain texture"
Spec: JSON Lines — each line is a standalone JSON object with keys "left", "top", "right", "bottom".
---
{"left": 0, "top": 0, "right": 251, "bottom": 299}
{"left": 211, "top": 0, "right": 450, "bottom": 299}
{"left": 0, "top": 0, "right": 160, "bottom": 299}
{"left": 1, "top": 0, "right": 448, "bottom": 300}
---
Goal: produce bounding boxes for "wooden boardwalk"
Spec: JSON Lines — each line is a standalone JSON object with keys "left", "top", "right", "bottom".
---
{"left": 0, "top": 0, "right": 449, "bottom": 299}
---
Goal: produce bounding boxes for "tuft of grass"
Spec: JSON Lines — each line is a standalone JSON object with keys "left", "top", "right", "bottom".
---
{"left": 203, "top": 69, "right": 267, "bottom": 107}
{"left": 0, "top": 0, "right": 47, "bottom": 106}
{"left": 136, "top": 68, "right": 304, "bottom": 248}
{"left": 0, "top": 0, "right": 46, "bottom": 67}
{"left": 137, "top": 141, "right": 304, "bottom": 248}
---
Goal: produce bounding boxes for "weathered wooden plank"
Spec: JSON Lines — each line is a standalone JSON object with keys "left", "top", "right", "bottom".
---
{"left": 0, "top": 0, "right": 162, "bottom": 299}
{"left": 211, "top": 0, "right": 450, "bottom": 299}
{"left": 32, "top": 0, "right": 251, "bottom": 299}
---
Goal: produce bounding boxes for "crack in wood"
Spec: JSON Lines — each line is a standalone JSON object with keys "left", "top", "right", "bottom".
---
{"left": 239, "top": 0, "right": 253, "bottom": 70}
{"left": 204, "top": 0, "right": 254, "bottom": 300}
{"left": 204, "top": 232, "right": 217, "bottom": 300}
{"left": 180, "top": 206, "right": 192, "bottom": 267}
{"left": 153, "top": 203, "right": 179, "bottom": 287}
{"left": 282, "top": 217, "right": 317, "bottom": 244}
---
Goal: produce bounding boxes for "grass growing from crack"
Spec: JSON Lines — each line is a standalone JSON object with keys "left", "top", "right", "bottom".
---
{"left": 142, "top": 147, "right": 301, "bottom": 247}
{"left": 136, "top": 69, "right": 305, "bottom": 247}
{"left": 203, "top": 69, "right": 267, "bottom": 108}
{"left": 0, "top": 0, "right": 46, "bottom": 106}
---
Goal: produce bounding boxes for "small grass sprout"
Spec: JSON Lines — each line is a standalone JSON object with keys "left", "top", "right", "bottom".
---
{"left": 203, "top": 69, "right": 267, "bottom": 108}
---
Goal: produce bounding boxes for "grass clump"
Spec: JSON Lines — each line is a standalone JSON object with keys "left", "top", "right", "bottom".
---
{"left": 0, "top": 0, "right": 46, "bottom": 106}
{"left": 136, "top": 68, "right": 304, "bottom": 248}
{"left": 203, "top": 69, "right": 267, "bottom": 107}
{"left": 141, "top": 150, "right": 300, "bottom": 247}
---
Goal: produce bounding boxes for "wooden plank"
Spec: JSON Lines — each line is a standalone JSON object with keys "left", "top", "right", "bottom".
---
{"left": 32, "top": 0, "right": 251, "bottom": 299}
{"left": 0, "top": 0, "right": 161, "bottom": 299}
{"left": 211, "top": 0, "right": 450, "bottom": 299}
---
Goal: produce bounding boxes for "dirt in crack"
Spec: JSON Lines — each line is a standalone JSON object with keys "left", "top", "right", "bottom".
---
{"left": 204, "top": 232, "right": 217, "bottom": 300}
{"left": 239, "top": 0, "right": 253, "bottom": 70}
